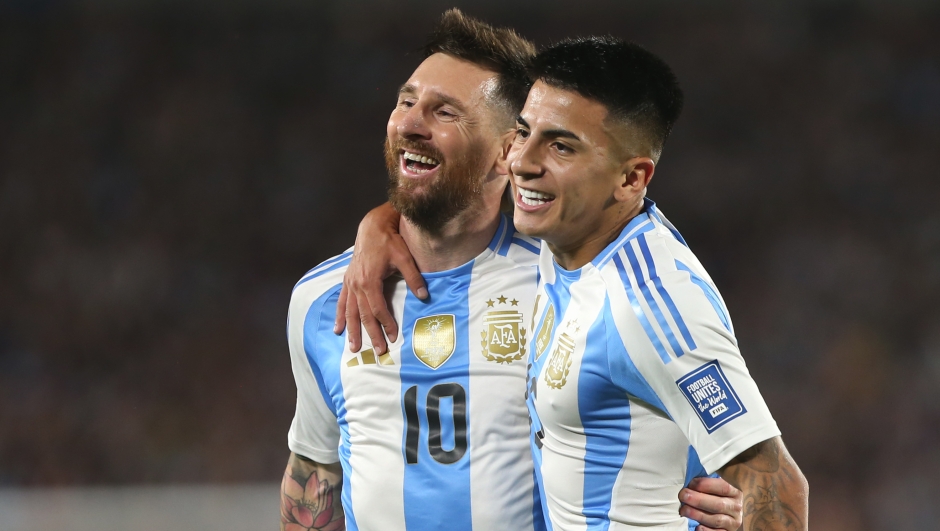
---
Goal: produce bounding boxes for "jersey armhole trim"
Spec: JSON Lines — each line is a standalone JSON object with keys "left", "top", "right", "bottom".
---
{"left": 697, "top": 423, "right": 782, "bottom": 474}
{"left": 287, "top": 438, "right": 341, "bottom": 465}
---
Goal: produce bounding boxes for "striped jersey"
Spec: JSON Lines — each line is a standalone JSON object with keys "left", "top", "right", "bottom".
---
{"left": 287, "top": 214, "right": 546, "bottom": 531}
{"left": 526, "top": 199, "right": 780, "bottom": 530}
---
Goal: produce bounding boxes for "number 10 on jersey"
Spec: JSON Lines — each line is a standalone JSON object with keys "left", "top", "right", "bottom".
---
{"left": 403, "top": 383, "right": 468, "bottom": 465}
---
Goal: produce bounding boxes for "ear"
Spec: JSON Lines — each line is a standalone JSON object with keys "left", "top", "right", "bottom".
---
{"left": 493, "top": 128, "right": 516, "bottom": 176}
{"left": 614, "top": 157, "right": 655, "bottom": 203}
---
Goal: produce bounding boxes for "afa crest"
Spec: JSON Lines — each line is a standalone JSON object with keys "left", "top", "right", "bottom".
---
{"left": 480, "top": 295, "right": 526, "bottom": 364}
{"left": 413, "top": 314, "right": 456, "bottom": 369}
{"left": 544, "top": 332, "right": 575, "bottom": 389}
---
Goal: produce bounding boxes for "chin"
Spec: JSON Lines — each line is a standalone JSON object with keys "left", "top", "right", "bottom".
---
{"left": 512, "top": 212, "right": 547, "bottom": 239}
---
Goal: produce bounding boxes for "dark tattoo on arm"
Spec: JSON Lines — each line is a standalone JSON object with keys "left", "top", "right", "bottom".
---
{"left": 280, "top": 453, "right": 345, "bottom": 531}
{"left": 719, "top": 437, "right": 808, "bottom": 531}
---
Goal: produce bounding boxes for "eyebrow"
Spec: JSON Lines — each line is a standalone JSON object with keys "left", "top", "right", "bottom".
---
{"left": 517, "top": 115, "right": 581, "bottom": 142}
{"left": 398, "top": 84, "right": 467, "bottom": 112}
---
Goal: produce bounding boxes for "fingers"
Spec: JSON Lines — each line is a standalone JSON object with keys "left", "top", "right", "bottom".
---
{"left": 687, "top": 476, "right": 740, "bottom": 498}
{"left": 679, "top": 477, "right": 743, "bottom": 531}
{"left": 334, "top": 284, "right": 348, "bottom": 334}
{"left": 344, "top": 290, "right": 362, "bottom": 352}
{"left": 679, "top": 486, "right": 742, "bottom": 518}
{"left": 679, "top": 504, "right": 739, "bottom": 531}
{"left": 359, "top": 297, "right": 387, "bottom": 355}
{"left": 367, "top": 290, "right": 399, "bottom": 345}
{"left": 392, "top": 241, "right": 428, "bottom": 300}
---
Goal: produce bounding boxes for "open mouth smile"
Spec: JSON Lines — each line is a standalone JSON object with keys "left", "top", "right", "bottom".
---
{"left": 516, "top": 186, "right": 556, "bottom": 210}
{"left": 400, "top": 150, "right": 441, "bottom": 177}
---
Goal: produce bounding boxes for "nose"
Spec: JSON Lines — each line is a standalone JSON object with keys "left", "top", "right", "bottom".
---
{"left": 509, "top": 139, "right": 543, "bottom": 181}
{"left": 395, "top": 103, "right": 431, "bottom": 141}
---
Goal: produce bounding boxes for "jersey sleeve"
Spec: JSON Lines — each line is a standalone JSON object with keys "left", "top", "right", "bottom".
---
{"left": 286, "top": 284, "right": 343, "bottom": 464}
{"left": 605, "top": 244, "right": 780, "bottom": 474}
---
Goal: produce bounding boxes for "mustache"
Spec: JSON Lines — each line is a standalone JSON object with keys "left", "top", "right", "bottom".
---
{"left": 387, "top": 138, "right": 446, "bottom": 164}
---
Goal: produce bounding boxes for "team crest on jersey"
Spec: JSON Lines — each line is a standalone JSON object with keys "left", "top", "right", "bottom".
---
{"left": 534, "top": 303, "right": 555, "bottom": 360}
{"left": 479, "top": 295, "right": 527, "bottom": 364}
{"left": 544, "top": 332, "right": 575, "bottom": 389}
{"left": 413, "top": 314, "right": 456, "bottom": 369}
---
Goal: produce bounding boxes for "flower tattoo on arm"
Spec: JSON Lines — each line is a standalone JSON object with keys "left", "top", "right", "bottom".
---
{"left": 280, "top": 453, "right": 345, "bottom": 531}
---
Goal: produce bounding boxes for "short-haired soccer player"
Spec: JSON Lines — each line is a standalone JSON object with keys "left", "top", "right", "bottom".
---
{"left": 286, "top": 9, "right": 747, "bottom": 531}
{"left": 508, "top": 38, "right": 809, "bottom": 530}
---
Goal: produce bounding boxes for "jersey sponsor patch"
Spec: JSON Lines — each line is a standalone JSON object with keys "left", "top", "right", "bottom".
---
{"left": 677, "top": 361, "right": 746, "bottom": 432}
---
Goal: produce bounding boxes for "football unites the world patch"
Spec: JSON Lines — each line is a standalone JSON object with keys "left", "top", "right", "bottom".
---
{"left": 677, "top": 360, "right": 746, "bottom": 432}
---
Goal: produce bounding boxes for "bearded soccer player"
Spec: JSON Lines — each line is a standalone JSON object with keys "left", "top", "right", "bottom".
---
{"left": 508, "top": 38, "right": 809, "bottom": 530}
{"left": 284, "top": 9, "right": 746, "bottom": 531}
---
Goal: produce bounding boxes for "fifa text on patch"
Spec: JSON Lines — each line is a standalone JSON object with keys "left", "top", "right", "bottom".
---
{"left": 677, "top": 360, "right": 746, "bottom": 433}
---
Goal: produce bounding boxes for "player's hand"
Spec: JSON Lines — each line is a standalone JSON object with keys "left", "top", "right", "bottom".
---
{"left": 334, "top": 202, "right": 427, "bottom": 354}
{"left": 679, "top": 476, "right": 743, "bottom": 531}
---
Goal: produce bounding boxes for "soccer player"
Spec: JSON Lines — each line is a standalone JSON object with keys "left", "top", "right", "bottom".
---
{"left": 509, "top": 38, "right": 809, "bottom": 529}
{"left": 282, "top": 12, "right": 541, "bottom": 531}
{"left": 287, "top": 9, "right": 747, "bottom": 531}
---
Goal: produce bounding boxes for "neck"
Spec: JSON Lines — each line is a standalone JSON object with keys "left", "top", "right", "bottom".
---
{"left": 400, "top": 183, "right": 505, "bottom": 273}
{"left": 549, "top": 197, "right": 646, "bottom": 271}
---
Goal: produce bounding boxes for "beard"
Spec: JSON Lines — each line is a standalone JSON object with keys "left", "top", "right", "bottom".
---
{"left": 385, "top": 136, "right": 490, "bottom": 234}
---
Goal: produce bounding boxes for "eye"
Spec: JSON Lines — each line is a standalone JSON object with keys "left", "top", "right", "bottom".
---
{"left": 515, "top": 128, "right": 530, "bottom": 140}
{"left": 399, "top": 98, "right": 416, "bottom": 108}
{"left": 552, "top": 142, "right": 572, "bottom": 154}
{"left": 436, "top": 108, "right": 458, "bottom": 120}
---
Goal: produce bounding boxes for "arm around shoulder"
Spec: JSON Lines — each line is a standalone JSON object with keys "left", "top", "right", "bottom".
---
{"left": 280, "top": 452, "right": 345, "bottom": 531}
{"left": 718, "top": 436, "right": 808, "bottom": 531}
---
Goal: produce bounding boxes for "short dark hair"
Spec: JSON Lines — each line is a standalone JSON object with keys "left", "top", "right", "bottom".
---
{"left": 423, "top": 9, "right": 535, "bottom": 125}
{"left": 529, "top": 36, "right": 683, "bottom": 160}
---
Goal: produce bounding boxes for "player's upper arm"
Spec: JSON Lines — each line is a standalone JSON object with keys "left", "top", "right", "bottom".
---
{"left": 603, "top": 239, "right": 780, "bottom": 473}
{"left": 287, "top": 276, "right": 346, "bottom": 464}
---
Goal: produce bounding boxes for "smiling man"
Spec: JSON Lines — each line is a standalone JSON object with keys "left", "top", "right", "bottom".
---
{"left": 510, "top": 37, "right": 809, "bottom": 530}
{"left": 290, "top": 9, "right": 748, "bottom": 531}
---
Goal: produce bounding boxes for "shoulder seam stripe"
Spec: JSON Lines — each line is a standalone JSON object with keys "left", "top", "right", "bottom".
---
{"left": 300, "top": 251, "right": 353, "bottom": 282}
{"left": 596, "top": 219, "right": 654, "bottom": 267}
{"left": 516, "top": 234, "right": 540, "bottom": 246}
{"left": 511, "top": 237, "right": 540, "bottom": 255}
{"left": 497, "top": 217, "right": 514, "bottom": 256}
{"left": 638, "top": 234, "right": 697, "bottom": 351}
{"left": 489, "top": 214, "right": 509, "bottom": 252}
{"left": 294, "top": 257, "right": 352, "bottom": 292}
{"left": 624, "top": 241, "right": 685, "bottom": 358}
{"left": 676, "top": 260, "right": 732, "bottom": 332}
{"left": 613, "top": 252, "right": 672, "bottom": 364}
{"left": 648, "top": 207, "right": 689, "bottom": 247}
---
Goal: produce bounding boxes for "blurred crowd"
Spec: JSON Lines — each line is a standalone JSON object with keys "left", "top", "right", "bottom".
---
{"left": 1, "top": 1, "right": 938, "bottom": 529}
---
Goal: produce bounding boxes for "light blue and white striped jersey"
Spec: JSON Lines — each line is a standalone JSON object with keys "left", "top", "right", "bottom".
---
{"left": 526, "top": 199, "right": 780, "bottom": 530}
{"left": 288, "top": 214, "right": 546, "bottom": 531}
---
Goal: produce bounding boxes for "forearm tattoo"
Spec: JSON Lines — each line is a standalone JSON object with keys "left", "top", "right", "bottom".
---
{"left": 280, "top": 453, "right": 345, "bottom": 531}
{"left": 721, "top": 439, "right": 808, "bottom": 531}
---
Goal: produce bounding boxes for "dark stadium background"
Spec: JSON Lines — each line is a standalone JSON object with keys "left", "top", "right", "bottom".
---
{"left": 1, "top": 0, "right": 938, "bottom": 529}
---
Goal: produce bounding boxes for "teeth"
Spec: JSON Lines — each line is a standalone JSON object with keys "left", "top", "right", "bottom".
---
{"left": 519, "top": 188, "right": 554, "bottom": 202}
{"left": 403, "top": 151, "right": 439, "bottom": 165}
